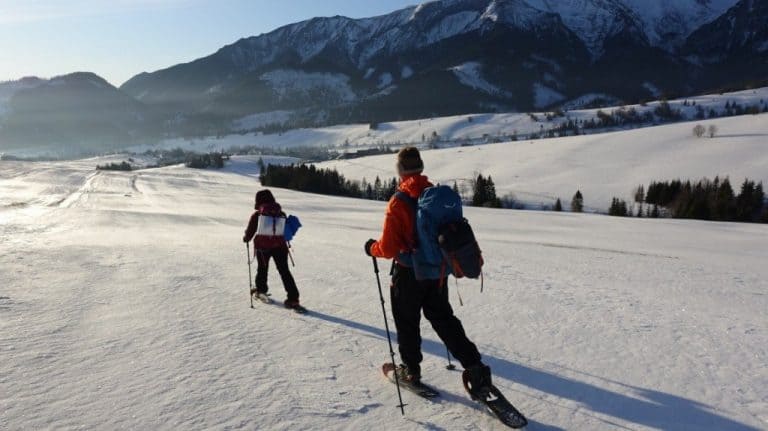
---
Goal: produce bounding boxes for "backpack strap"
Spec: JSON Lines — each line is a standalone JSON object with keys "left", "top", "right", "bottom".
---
{"left": 394, "top": 191, "right": 416, "bottom": 211}
{"left": 395, "top": 190, "right": 449, "bottom": 286}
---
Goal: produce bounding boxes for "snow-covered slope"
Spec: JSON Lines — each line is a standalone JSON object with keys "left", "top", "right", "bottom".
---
{"left": 319, "top": 113, "right": 768, "bottom": 211}
{"left": 123, "top": 88, "right": 768, "bottom": 213}
{"left": 1, "top": 156, "right": 766, "bottom": 430}
{"left": 126, "top": 86, "right": 768, "bottom": 160}
{"left": 619, "top": 0, "right": 738, "bottom": 47}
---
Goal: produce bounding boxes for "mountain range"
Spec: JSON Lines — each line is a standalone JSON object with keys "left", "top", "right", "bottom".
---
{"left": 1, "top": 0, "right": 767, "bottom": 156}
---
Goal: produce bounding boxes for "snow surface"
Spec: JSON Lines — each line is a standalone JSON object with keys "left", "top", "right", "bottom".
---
{"left": 377, "top": 73, "right": 394, "bottom": 89}
{"left": 319, "top": 113, "right": 768, "bottom": 211}
{"left": 450, "top": 62, "right": 512, "bottom": 98}
{"left": 532, "top": 83, "right": 566, "bottom": 109}
{"left": 618, "top": 0, "right": 738, "bottom": 47}
{"left": 1, "top": 154, "right": 766, "bottom": 430}
{"left": 512, "top": 0, "right": 738, "bottom": 54}
{"left": 643, "top": 82, "right": 662, "bottom": 98}
{"left": 526, "top": 0, "right": 633, "bottom": 57}
{"left": 424, "top": 10, "right": 479, "bottom": 45}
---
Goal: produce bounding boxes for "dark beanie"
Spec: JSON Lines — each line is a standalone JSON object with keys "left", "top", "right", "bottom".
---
{"left": 397, "top": 147, "right": 423, "bottom": 176}
{"left": 255, "top": 189, "right": 275, "bottom": 208}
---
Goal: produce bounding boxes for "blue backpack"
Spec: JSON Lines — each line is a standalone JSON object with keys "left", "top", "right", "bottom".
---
{"left": 395, "top": 185, "right": 484, "bottom": 284}
{"left": 284, "top": 215, "right": 302, "bottom": 242}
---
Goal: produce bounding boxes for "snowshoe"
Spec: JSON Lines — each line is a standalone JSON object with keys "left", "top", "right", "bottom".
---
{"left": 382, "top": 363, "right": 439, "bottom": 399}
{"left": 462, "top": 369, "right": 527, "bottom": 429}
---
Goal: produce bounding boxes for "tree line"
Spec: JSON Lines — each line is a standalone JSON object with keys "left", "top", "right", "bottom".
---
{"left": 607, "top": 177, "right": 767, "bottom": 222}
{"left": 184, "top": 152, "right": 226, "bottom": 169}
{"left": 260, "top": 163, "right": 767, "bottom": 224}
{"left": 260, "top": 164, "right": 507, "bottom": 208}
{"left": 259, "top": 163, "right": 397, "bottom": 200}
{"left": 96, "top": 161, "right": 132, "bottom": 171}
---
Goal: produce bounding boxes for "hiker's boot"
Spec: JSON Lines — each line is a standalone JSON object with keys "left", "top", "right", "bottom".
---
{"left": 283, "top": 299, "right": 300, "bottom": 309}
{"left": 395, "top": 364, "right": 421, "bottom": 385}
{"left": 252, "top": 288, "right": 269, "bottom": 300}
{"left": 464, "top": 363, "right": 493, "bottom": 400}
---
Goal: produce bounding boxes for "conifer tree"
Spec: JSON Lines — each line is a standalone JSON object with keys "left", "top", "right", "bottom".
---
{"left": 373, "top": 176, "right": 382, "bottom": 201}
{"left": 634, "top": 185, "right": 645, "bottom": 203}
{"left": 485, "top": 176, "right": 502, "bottom": 208}
{"left": 554, "top": 198, "right": 563, "bottom": 212}
{"left": 472, "top": 175, "right": 487, "bottom": 207}
{"left": 571, "top": 190, "right": 584, "bottom": 212}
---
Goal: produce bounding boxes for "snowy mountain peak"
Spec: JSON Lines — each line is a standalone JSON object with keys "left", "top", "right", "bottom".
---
{"left": 114, "top": 0, "right": 764, "bottom": 136}
{"left": 619, "top": 0, "right": 739, "bottom": 48}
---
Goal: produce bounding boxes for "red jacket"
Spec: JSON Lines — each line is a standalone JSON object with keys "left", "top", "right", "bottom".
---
{"left": 369, "top": 174, "right": 432, "bottom": 261}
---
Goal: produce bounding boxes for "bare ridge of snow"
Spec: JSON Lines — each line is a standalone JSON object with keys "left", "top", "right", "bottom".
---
{"left": 533, "top": 83, "right": 566, "bottom": 108}
{"left": 423, "top": 10, "right": 480, "bottom": 45}
{"left": 450, "top": 61, "right": 512, "bottom": 97}
{"left": 619, "top": 0, "right": 739, "bottom": 47}
{"left": 643, "top": 82, "right": 662, "bottom": 98}
{"left": 377, "top": 73, "right": 393, "bottom": 89}
{"left": 527, "top": 0, "right": 637, "bottom": 56}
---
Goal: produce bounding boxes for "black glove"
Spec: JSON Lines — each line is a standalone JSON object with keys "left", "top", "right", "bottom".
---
{"left": 364, "top": 239, "right": 376, "bottom": 256}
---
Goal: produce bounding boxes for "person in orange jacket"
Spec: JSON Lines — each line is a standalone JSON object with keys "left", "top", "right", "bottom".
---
{"left": 364, "top": 147, "right": 493, "bottom": 398}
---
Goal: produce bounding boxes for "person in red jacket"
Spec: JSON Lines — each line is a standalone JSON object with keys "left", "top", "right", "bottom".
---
{"left": 243, "top": 189, "right": 301, "bottom": 309}
{"left": 364, "top": 147, "right": 493, "bottom": 399}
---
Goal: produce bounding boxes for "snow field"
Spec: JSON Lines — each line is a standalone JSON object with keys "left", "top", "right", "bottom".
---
{"left": 1, "top": 156, "right": 766, "bottom": 430}
{"left": 319, "top": 113, "right": 768, "bottom": 211}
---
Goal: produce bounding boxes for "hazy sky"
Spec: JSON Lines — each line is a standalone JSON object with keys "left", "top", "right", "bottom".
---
{"left": 0, "top": 0, "right": 418, "bottom": 87}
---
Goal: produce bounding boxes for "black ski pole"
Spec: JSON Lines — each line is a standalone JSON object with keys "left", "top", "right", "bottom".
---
{"left": 446, "top": 346, "right": 456, "bottom": 370}
{"left": 372, "top": 256, "right": 406, "bottom": 415}
{"left": 246, "top": 242, "right": 254, "bottom": 308}
{"left": 287, "top": 242, "right": 295, "bottom": 267}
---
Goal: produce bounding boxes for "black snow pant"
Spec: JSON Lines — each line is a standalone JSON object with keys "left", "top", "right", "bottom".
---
{"left": 255, "top": 247, "right": 299, "bottom": 303}
{"left": 390, "top": 264, "right": 481, "bottom": 378}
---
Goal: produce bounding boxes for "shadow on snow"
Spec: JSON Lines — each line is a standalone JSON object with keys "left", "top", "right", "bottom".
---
{"left": 306, "top": 309, "right": 759, "bottom": 431}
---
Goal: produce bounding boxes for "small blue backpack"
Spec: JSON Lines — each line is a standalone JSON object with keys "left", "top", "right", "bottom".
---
{"left": 284, "top": 215, "right": 302, "bottom": 242}
{"left": 396, "top": 185, "right": 484, "bottom": 284}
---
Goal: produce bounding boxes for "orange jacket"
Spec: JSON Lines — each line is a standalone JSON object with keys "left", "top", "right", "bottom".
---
{"left": 369, "top": 174, "right": 432, "bottom": 260}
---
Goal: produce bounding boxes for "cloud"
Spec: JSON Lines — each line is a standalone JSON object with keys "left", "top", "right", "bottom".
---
{"left": 0, "top": 0, "right": 193, "bottom": 24}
